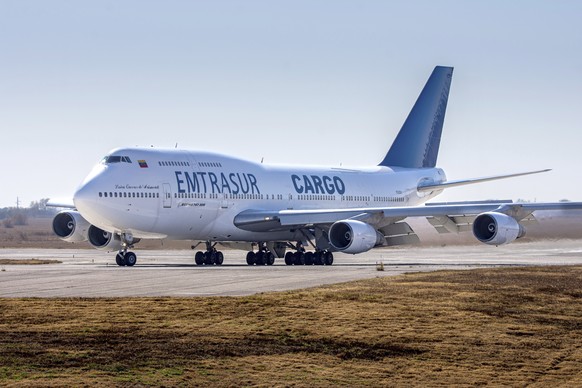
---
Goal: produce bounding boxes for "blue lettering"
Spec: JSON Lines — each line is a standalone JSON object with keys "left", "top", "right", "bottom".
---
{"left": 248, "top": 174, "right": 260, "bottom": 194}
{"left": 220, "top": 173, "right": 232, "bottom": 193}
{"left": 185, "top": 171, "right": 199, "bottom": 193}
{"left": 175, "top": 171, "right": 185, "bottom": 193}
{"left": 311, "top": 175, "right": 324, "bottom": 194}
{"left": 238, "top": 173, "right": 249, "bottom": 194}
{"left": 291, "top": 174, "right": 345, "bottom": 195}
{"left": 334, "top": 176, "right": 345, "bottom": 195}
{"left": 197, "top": 172, "right": 208, "bottom": 193}
{"left": 323, "top": 176, "right": 335, "bottom": 194}
{"left": 229, "top": 173, "right": 240, "bottom": 194}
{"left": 303, "top": 175, "right": 314, "bottom": 194}
{"left": 209, "top": 172, "right": 220, "bottom": 193}
{"left": 291, "top": 174, "right": 303, "bottom": 193}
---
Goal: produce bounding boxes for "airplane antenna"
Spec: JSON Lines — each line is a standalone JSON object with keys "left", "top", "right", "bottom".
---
{"left": 261, "top": 157, "right": 264, "bottom": 164}
{"left": 175, "top": 143, "right": 178, "bottom": 148}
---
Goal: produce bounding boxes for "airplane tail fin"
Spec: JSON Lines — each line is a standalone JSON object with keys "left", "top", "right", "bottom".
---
{"left": 379, "top": 66, "right": 453, "bottom": 168}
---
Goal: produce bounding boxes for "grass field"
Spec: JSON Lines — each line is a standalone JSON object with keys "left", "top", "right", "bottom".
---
{"left": 2, "top": 266, "right": 582, "bottom": 386}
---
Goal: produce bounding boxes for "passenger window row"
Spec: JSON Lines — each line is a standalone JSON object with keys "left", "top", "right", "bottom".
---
{"left": 98, "top": 192, "right": 159, "bottom": 198}
{"left": 159, "top": 161, "right": 190, "bottom": 167}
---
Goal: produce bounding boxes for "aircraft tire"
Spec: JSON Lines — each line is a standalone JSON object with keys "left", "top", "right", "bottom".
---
{"left": 284, "top": 251, "right": 294, "bottom": 265}
{"left": 195, "top": 251, "right": 205, "bottom": 265}
{"left": 256, "top": 251, "right": 265, "bottom": 265}
{"left": 204, "top": 251, "right": 215, "bottom": 265}
{"left": 313, "top": 251, "right": 323, "bottom": 265}
{"left": 324, "top": 251, "right": 334, "bottom": 265}
{"left": 266, "top": 252, "right": 275, "bottom": 265}
{"left": 115, "top": 253, "right": 126, "bottom": 266}
{"left": 246, "top": 251, "right": 256, "bottom": 265}
{"left": 215, "top": 251, "right": 224, "bottom": 266}
{"left": 304, "top": 252, "right": 314, "bottom": 265}
{"left": 125, "top": 252, "right": 137, "bottom": 267}
{"left": 294, "top": 252, "right": 305, "bottom": 265}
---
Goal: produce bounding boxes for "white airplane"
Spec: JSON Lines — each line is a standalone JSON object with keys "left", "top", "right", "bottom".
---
{"left": 50, "top": 66, "right": 582, "bottom": 267}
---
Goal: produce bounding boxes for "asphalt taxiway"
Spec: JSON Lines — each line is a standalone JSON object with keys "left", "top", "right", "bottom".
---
{"left": 1, "top": 240, "right": 582, "bottom": 297}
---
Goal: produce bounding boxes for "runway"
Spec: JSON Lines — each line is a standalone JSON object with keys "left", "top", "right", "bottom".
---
{"left": 1, "top": 240, "right": 582, "bottom": 297}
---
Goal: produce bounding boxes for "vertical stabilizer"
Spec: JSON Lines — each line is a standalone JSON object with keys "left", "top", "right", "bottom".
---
{"left": 379, "top": 66, "right": 453, "bottom": 168}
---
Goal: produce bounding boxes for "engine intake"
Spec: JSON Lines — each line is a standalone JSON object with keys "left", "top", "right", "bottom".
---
{"left": 88, "top": 225, "right": 122, "bottom": 251}
{"left": 473, "top": 212, "right": 525, "bottom": 245}
{"left": 329, "top": 220, "right": 384, "bottom": 254}
{"left": 52, "top": 211, "right": 90, "bottom": 243}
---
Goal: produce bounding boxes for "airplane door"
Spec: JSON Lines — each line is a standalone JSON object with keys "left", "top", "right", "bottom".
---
{"left": 162, "top": 183, "right": 172, "bottom": 208}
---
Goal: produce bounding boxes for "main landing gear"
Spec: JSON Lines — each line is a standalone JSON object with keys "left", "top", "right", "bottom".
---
{"left": 284, "top": 250, "right": 334, "bottom": 266}
{"left": 194, "top": 241, "right": 224, "bottom": 266}
{"left": 283, "top": 241, "right": 333, "bottom": 266}
{"left": 246, "top": 243, "right": 275, "bottom": 266}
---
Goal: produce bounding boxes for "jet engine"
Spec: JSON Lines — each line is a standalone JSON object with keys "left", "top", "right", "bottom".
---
{"left": 52, "top": 211, "right": 90, "bottom": 243}
{"left": 329, "top": 220, "right": 384, "bottom": 254}
{"left": 472, "top": 212, "right": 525, "bottom": 245}
{"left": 88, "top": 225, "right": 122, "bottom": 251}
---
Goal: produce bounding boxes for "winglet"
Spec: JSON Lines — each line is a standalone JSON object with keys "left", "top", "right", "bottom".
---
{"left": 380, "top": 66, "right": 453, "bottom": 168}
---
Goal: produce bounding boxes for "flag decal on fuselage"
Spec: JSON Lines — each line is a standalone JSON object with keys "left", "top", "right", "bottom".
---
{"left": 138, "top": 160, "right": 148, "bottom": 168}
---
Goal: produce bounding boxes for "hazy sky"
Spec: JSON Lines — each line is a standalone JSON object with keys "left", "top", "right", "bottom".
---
{"left": 1, "top": 1, "right": 581, "bottom": 208}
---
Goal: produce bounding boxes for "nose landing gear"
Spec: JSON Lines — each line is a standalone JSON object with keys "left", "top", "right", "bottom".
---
{"left": 115, "top": 233, "right": 138, "bottom": 267}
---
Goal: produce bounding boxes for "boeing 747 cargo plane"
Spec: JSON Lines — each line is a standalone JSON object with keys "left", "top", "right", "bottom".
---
{"left": 50, "top": 66, "right": 582, "bottom": 267}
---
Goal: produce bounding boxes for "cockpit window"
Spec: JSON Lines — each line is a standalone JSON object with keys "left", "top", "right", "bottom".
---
{"left": 102, "top": 155, "right": 133, "bottom": 164}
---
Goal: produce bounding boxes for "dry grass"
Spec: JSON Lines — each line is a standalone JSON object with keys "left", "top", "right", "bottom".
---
{"left": 0, "top": 259, "right": 61, "bottom": 265}
{"left": 2, "top": 266, "right": 582, "bottom": 386}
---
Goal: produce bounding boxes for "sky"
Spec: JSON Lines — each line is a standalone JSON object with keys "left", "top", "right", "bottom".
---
{"left": 1, "top": 0, "right": 581, "bottom": 208}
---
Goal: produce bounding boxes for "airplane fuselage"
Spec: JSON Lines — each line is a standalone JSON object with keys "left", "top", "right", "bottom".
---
{"left": 74, "top": 147, "right": 445, "bottom": 242}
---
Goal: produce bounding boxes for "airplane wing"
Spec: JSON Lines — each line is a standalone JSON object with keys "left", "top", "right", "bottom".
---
{"left": 417, "top": 169, "right": 551, "bottom": 192}
{"left": 46, "top": 198, "right": 76, "bottom": 209}
{"left": 234, "top": 201, "right": 582, "bottom": 233}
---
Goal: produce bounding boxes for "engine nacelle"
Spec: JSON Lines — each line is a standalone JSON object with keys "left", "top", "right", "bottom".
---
{"left": 88, "top": 225, "right": 122, "bottom": 251}
{"left": 329, "top": 220, "right": 384, "bottom": 254}
{"left": 473, "top": 212, "right": 525, "bottom": 246}
{"left": 52, "top": 211, "right": 90, "bottom": 243}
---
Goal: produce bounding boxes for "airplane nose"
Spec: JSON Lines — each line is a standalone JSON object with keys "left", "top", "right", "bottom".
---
{"left": 73, "top": 181, "right": 90, "bottom": 210}
{"left": 73, "top": 164, "right": 107, "bottom": 213}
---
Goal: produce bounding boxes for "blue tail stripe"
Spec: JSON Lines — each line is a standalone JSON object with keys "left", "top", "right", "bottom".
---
{"left": 379, "top": 66, "right": 453, "bottom": 168}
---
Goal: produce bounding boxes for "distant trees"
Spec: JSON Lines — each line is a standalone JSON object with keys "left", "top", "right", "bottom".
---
{"left": 0, "top": 198, "right": 56, "bottom": 226}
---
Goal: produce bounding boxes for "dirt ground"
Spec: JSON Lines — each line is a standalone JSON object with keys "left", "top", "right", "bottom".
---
{"left": 1, "top": 266, "right": 582, "bottom": 386}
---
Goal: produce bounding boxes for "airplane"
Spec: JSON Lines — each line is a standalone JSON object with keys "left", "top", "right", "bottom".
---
{"left": 49, "top": 66, "right": 582, "bottom": 267}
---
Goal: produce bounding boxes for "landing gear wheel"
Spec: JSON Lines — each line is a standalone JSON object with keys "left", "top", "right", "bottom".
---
{"left": 304, "top": 252, "right": 314, "bottom": 265}
{"left": 313, "top": 251, "right": 323, "bottom": 265}
{"left": 246, "top": 251, "right": 256, "bottom": 265}
{"left": 204, "top": 251, "right": 215, "bottom": 265}
{"left": 294, "top": 252, "right": 305, "bottom": 265}
{"left": 284, "top": 251, "right": 294, "bottom": 265}
{"left": 324, "top": 251, "right": 334, "bottom": 265}
{"left": 115, "top": 252, "right": 126, "bottom": 266}
{"left": 255, "top": 251, "right": 265, "bottom": 265}
{"left": 125, "top": 252, "right": 137, "bottom": 267}
{"left": 215, "top": 251, "right": 224, "bottom": 266}
{"left": 195, "top": 251, "right": 204, "bottom": 265}
{"left": 266, "top": 252, "right": 275, "bottom": 265}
